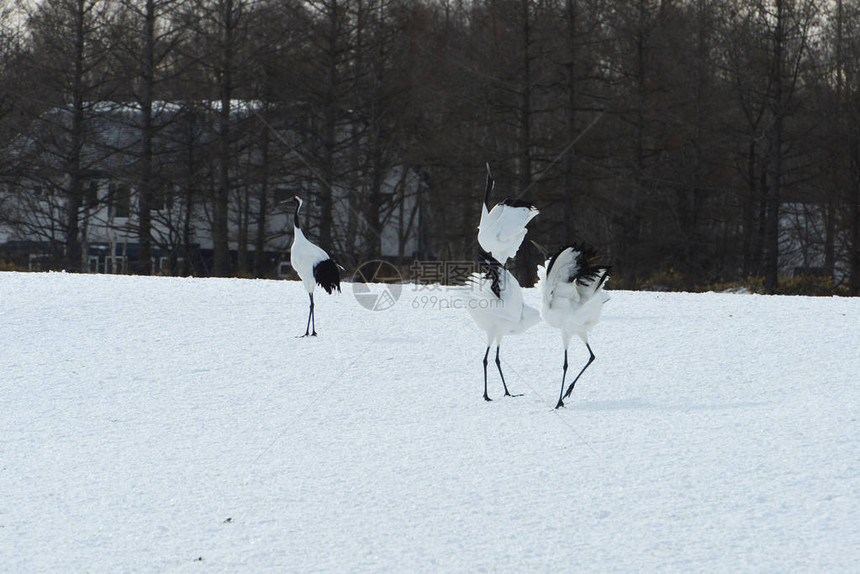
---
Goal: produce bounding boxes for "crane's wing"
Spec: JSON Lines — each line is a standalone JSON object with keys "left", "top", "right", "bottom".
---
{"left": 463, "top": 254, "right": 521, "bottom": 324}
{"left": 478, "top": 201, "right": 539, "bottom": 263}
{"left": 313, "top": 258, "right": 341, "bottom": 294}
{"left": 537, "top": 246, "right": 578, "bottom": 309}
{"left": 537, "top": 244, "right": 610, "bottom": 310}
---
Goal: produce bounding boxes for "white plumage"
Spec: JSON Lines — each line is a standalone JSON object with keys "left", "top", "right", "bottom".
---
{"left": 291, "top": 226, "right": 330, "bottom": 294}
{"left": 289, "top": 195, "right": 341, "bottom": 337}
{"left": 465, "top": 252, "right": 541, "bottom": 401}
{"left": 477, "top": 164, "right": 539, "bottom": 265}
{"left": 536, "top": 244, "right": 610, "bottom": 408}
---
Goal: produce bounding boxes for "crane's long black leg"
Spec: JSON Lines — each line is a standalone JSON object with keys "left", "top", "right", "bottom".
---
{"left": 310, "top": 293, "right": 317, "bottom": 336}
{"left": 300, "top": 293, "right": 316, "bottom": 337}
{"left": 563, "top": 344, "right": 595, "bottom": 400}
{"left": 495, "top": 346, "right": 522, "bottom": 397}
{"left": 556, "top": 349, "right": 569, "bottom": 409}
{"left": 482, "top": 347, "right": 492, "bottom": 401}
{"left": 495, "top": 346, "right": 511, "bottom": 396}
{"left": 300, "top": 293, "right": 313, "bottom": 337}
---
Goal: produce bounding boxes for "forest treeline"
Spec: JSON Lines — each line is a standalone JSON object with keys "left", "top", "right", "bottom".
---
{"left": 0, "top": 0, "right": 859, "bottom": 293}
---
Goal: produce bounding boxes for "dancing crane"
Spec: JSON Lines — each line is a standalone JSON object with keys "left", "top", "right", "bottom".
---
{"left": 289, "top": 195, "right": 341, "bottom": 337}
{"left": 536, "top": 244, "right": 610, "bottom": 408}
{"left": 465, "top": 251, "right": 541, "bottom": 401}
{"left": 477, "top": 164, "right": 539, "bottom": 265}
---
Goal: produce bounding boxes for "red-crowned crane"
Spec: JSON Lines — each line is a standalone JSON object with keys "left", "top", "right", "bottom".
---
{"left": 536, "top": 244, "right": 610, "bottom": 408}
{"left": 477, "top": 164, "right": 539, "bottom": 265}
{"left": 465, "top": 251, "right": 541, "bottom": 401}
{"left": 289, "top": 195, "right": 341, "bottom": 337}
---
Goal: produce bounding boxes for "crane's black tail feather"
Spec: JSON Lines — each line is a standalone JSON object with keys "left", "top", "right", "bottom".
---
{"left": 313, "top": 259, "right": 341, "bottom": 294}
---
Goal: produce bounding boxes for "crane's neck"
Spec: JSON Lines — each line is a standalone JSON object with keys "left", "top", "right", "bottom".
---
{"left": 294, "top": 198, "right": 303, "bottom": 230}
{"left": 292, "top": 225, "right": 307, "bottom": 247}
{"left": 483, "top": 171, "right": 494, "bottom": 210}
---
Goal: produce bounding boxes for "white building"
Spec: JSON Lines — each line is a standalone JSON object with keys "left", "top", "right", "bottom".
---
{"left": 0, "top": 101, "right": 426, "bottom": 276}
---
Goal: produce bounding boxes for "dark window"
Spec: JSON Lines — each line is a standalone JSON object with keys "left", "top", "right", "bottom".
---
{"left": 109, "top": 183, "right": 130, "bottom": 218}
{"left": 150, "top": 183, "right": 170, "bottom": 211}
{"left": 85, "top": 180, "right": 99, "bottom": 208}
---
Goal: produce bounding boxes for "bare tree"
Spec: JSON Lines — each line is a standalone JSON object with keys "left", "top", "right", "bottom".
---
{"left": 829, "top": 0, "right": 860, "bottom": 294}
{"left": 301, "top": 0, "right": 353, "bottom": 254}
{"left": 721, "top": 2, "right": 771, "bottom": 278}
{"left": 17, "top": 0, "right": 118, "bottom": 271}
{"left": 0, "top": 1, "right": 25, "bottom": 147}
{"left": 757, "top": 0, "right": 820, "bottom": 292}
{"left": 111, "top": 0, "right": 187, "bottom": 273}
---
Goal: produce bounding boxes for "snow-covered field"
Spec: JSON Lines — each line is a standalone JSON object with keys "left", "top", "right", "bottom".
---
{"left": 1, "top": 271, "right": 858, "bottom": 572}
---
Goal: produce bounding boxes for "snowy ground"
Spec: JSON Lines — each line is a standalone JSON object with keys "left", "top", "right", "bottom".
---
{"left": 1, "top": 271, "right": 858, "bottom": 572}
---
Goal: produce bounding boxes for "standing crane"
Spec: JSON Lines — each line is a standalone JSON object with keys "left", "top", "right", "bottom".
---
{"left": 289, "top": 195, "right": 341, "bottom": 337}
{"left": 536, "top": 244, "right": 610, "bottom": 408}
{"left": 465, "top": 251, "right": 541, "bottom": 401}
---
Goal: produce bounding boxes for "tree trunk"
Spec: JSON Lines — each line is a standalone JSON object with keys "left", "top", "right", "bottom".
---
{"left": 562, "top": 0, "right": 578, "bottom": 242}
{"left": 318, "top": 0, "right": 340, "bottom": 252}
{"left": 621, "top": 0, "right": 649, "bottom": 289}
{"left": 236, "top": 187, "right": 249, "bottom": 273}
{"left": 212, "top": 0, "right": 234, "bottom": 276}
{"left": 763, "top": 0, "right": 785, "bottom": 293}
{"left": 253, "top": 123, "right": 270, "bottom": 275}
{"left": 850, "top": 140, "right": 860, "bottom": 296}
{"left": 136, "top": 0, "right": 156, "bottom": 275}
{"left": 515, "top": 0, "right": 535, "bottom": 286}
{"left": 742, "top": 139, "right": 759, "bottom": 276}
{"left": 64, "top": 0, "right": 87, "bottom": 273}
